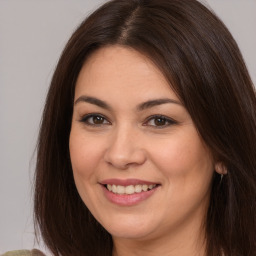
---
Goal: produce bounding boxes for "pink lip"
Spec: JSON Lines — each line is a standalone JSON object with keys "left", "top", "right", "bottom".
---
{"left": 99, "top": 179, "right": 160, "bottom": 206}
{"left": 100, "top": 178, "right": 158, "bottom": 186}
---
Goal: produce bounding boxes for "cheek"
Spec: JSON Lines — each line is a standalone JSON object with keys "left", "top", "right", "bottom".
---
{"left": 69, "top": 130, "right": 105, "bottom": 209}
{"left": 69, "top": 130, "right": 103, "bottom": 181}
{"left": 148, "top": 130, "right": 214, "bottom": 195}
{"left": 151, "top": 130, "right": 212, "bottom": 173}
{"left": 148, "top": 133, "right": 214, "bottom": 224}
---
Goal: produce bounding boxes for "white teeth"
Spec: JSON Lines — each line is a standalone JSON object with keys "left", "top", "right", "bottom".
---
{"left": 117, "top": 185, "right": 125, "bottom": 194}
{"left": 126, "top": 185, "right": 134, "bottom": 194}
{"left": 106, "top": 184, "right": 157, "bottom": 195}
{"left": 112, "top": 184, "right": 117, "bottom": 193}
{"left": 142, "top": 185, "right": 148, "bottom": 192}
{"left": 107, "top": 184, "right": 112, "bottom": 192}
{"left": 135, "top": 185, "right": 142, "bottom": 193}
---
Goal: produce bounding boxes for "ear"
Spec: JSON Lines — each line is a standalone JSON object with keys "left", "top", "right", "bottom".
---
{"left": 215, "top": 162, "right": 228, "bottom": 175}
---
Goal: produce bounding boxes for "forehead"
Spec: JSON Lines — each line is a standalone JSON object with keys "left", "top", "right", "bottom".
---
{"left": 75, "top": 45, "right": 178, "bottom": 101}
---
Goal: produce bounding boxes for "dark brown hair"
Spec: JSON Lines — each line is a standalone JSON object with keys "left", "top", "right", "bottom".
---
{"left": 34, "top": 0, "right": 256, "bottom": 255}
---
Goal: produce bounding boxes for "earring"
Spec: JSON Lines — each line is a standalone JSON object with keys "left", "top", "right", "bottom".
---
{"left": 215, "top": 162, "right": 227, "bottom": 184}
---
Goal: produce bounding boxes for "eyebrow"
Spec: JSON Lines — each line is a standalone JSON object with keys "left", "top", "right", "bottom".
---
{"left": 74, "top": 96, "right": 111, "bottom": 110}
{"left": 137, "top": 98, "right": 181, "bottom": 111}
{"left": 74, "top": 95, "right": 181, "bottom": 110}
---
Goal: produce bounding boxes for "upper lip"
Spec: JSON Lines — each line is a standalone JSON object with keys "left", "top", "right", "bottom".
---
{"left": 100, "top": 178, "right": 160, "bottom": 186}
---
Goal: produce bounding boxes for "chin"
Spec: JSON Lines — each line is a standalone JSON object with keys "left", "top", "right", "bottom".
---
{"left": 99, "top": 216, "right": 157, "bottom": 240}
{"left": 107, "top": 227, "right": 153, "bottom": 240}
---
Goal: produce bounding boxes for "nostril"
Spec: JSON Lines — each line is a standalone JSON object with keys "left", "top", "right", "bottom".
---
{"left": 104, "top": 148, "right": 147, "bottom": 169}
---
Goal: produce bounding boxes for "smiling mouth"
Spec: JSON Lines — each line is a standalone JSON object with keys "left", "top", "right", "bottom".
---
{"left": 104, "top": 184, "right": 159, "bottom": 195}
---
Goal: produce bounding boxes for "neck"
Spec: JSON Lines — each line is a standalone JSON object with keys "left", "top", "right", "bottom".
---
{"left": 112, "top": 219, "right": 207, "bottom": 256}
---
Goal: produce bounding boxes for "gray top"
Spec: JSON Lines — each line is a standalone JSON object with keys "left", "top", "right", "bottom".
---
{"left": 1, "top": 249, "right": 46, "bottom": 256}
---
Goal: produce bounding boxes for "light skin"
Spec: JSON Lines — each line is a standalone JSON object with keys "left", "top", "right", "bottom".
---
{"left": 69, "top": 45, "right": 223, "bottom": 256}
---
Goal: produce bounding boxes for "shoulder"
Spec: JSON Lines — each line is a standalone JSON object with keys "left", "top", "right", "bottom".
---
{"left": 1, "top": 249, "right": 46, "bottom": 256}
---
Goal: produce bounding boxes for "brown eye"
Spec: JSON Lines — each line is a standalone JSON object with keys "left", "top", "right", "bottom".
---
{"left": 80, "top": 114, "right": 110, "bottom": 126}
{"left": 144, "top": 115, "right": 177, "bottom": 128}
{"left": 154, "top": 117, "right": 167, "bottom": 126}
{"left": 92, "top": 116, "right": 105, "bottom": 124}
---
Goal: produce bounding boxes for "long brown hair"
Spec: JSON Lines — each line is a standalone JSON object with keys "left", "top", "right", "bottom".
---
{"left": 34, "top": 0, "right": 256, "bottom": 255}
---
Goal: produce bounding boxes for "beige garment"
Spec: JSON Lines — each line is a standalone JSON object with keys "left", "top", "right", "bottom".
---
{"left": 1, "top": 249, "right": 46, "bottom": 256}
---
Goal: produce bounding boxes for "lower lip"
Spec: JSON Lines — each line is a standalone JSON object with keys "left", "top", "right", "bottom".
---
{"left": 101, "top": 185, "right": 159, "bottom": 206}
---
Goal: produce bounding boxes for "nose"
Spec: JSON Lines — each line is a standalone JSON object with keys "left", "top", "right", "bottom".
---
{"left": 104, "top": 125, "right": 147, "bottom": 170}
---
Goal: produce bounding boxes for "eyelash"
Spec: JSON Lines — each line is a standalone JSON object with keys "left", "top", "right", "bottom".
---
{"left": 79, "top": 113, "right": 111, "bottom": 126}
{"left": 79, "top": 114, "right": 177, "bottom": 128}
{"left": 143, "top": 115, "right": 177, "bottom": 128}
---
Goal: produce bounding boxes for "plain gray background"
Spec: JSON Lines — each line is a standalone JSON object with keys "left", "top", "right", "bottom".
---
{"left": 0, "top": 0, "right": 255, "bottom": 254}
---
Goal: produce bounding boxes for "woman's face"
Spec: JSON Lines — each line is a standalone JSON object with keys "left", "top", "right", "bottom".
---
{"left": 69, "top": 46, "right": 215, "bottom": 241}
